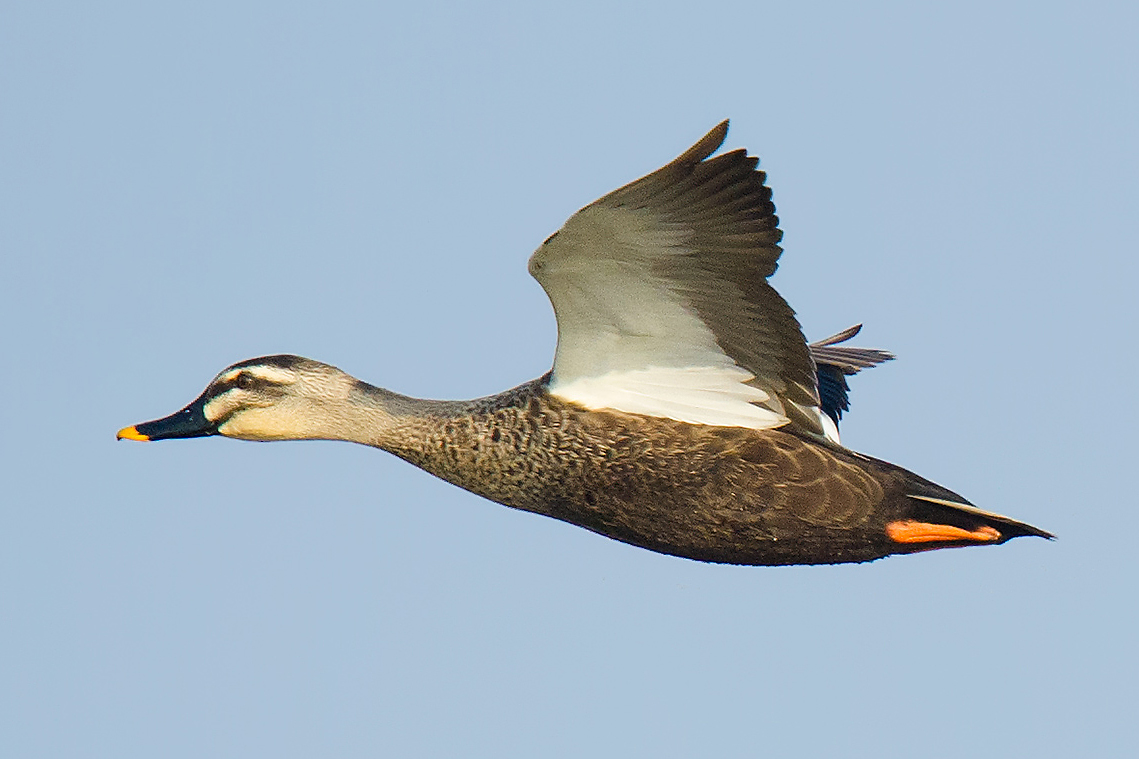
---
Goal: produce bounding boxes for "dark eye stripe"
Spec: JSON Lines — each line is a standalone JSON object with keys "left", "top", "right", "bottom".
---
{"left": 214, "top": 372, "right": 276, "bottom": 395}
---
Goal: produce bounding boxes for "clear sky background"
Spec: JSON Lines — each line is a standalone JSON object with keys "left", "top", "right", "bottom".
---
{"left": 2, "top": 2, "right": 1136, "bottom": 757}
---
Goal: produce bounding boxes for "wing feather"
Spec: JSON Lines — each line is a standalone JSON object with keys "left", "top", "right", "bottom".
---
{"left": 809, "top": 325, "right": 896, "bottom": 427}
{"left": 529, "top": 121, "right": 824, "bottom": 435}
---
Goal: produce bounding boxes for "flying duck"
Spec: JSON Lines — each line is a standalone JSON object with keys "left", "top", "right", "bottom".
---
{"left": 118, "top": 121, "right": 1051, "bottom": 565}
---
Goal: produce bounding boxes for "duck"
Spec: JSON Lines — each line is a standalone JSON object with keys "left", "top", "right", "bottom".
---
{"left": 118, "top": 121, "right": 1052, "bottom": 565}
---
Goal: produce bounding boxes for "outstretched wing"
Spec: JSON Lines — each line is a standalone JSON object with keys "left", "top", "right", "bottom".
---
{"left": 809, "top": 324, "right": 895, "bottom": 428}
{"left": 529, "top": 121, "right": 829, "bottom": 437}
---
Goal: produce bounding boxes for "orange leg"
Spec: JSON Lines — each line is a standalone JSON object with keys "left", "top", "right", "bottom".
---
{"left": 886, "top": 520, "right": 1001, "bottom": 544}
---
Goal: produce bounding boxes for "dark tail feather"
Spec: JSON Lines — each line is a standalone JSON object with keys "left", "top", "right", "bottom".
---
{"left": 905, "top": 493, "right": 1055, "bottom": 542}
{"left": 869, "top": 458, "right": 1055, "bottom": 550}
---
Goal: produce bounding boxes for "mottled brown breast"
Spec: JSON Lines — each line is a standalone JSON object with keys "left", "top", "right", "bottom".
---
{"left": 388, "top": 383, "right": 896, "bottom": 565}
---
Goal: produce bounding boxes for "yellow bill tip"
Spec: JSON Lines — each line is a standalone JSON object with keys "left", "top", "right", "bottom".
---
{"left": 116, "top": 426, "right": 150, "bottom": 442}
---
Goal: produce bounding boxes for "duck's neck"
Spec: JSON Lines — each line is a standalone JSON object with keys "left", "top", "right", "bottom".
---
{"left": 329, "top": 381, "right": 471, "bottom": 447}
{"left": 331, "top": 376, "right": 556, "bottom": 509}
{"left": 336, "top": 376, "right": 544, "bottom": 448}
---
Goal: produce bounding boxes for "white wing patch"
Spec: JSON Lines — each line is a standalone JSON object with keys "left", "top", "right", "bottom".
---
{"left": 819, "top": 413, "right": 841, "bottom": 445}
{"left": 550, "top": 365, "right": 790, "bottom": 429}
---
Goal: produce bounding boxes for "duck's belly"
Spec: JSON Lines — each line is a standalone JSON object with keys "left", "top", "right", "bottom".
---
{"left": 535, "top": 434, "right": 894, "bottom": 565}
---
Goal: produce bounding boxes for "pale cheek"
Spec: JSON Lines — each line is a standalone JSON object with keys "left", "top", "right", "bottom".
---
{"left": 204, "top": 394, "right": 239, "bottom": 423}
{"left": 218, "top": 414, "right": 277, "bottom": 441}
{"left": 218, "top": 410, "right": 312, "bottom": 441}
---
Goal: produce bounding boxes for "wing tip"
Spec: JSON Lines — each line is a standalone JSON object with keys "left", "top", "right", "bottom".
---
{"left": 671, "top": 120, "right": 731, "bottom": 167}
{"left": 811, "top": 323, "right": 863, "bottom": 347}
{"left": 810, "top": 325, "right": 896, "bottom": 374}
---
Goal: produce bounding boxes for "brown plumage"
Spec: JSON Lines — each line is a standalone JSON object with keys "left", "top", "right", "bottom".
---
{"left": 117, "top": 121, "right": 1052, "bottom": 565}
{"left": 353, "top": 376, "right": 1049, "bottom": 566}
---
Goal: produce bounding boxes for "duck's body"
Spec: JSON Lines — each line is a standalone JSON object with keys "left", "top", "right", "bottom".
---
{"left": 119, "top": 121, "right": 1051, "bottom": 565}
{"left": 359, "top": 375, "right": 1041, "bottom": 565}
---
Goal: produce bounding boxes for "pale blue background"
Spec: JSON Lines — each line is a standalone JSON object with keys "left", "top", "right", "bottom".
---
{"left": 3, "top": 2, "right": 1135, "bottom": 756}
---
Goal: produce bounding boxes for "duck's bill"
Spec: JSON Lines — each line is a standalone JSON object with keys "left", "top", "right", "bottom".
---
{"left": 117, "top": 394, "right": 217, "bottom": 441}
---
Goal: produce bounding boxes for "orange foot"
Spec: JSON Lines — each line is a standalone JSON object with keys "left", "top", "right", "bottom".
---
{"left": 886, "top": 520, "right": 1001, "bottom": 544}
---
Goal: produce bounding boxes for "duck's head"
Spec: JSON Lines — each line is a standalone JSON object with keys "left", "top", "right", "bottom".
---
{"left": 117, "top": 355, "right": 361, "bottom": 442}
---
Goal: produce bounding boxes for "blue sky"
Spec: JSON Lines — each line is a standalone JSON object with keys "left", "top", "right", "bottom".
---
{"left": 2, "top": 2, "right": 1136, "bottom": 756}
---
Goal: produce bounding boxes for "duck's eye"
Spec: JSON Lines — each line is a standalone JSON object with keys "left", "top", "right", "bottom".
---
{"left": 235, "top": 373, "right": 257, "bottom": 390}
